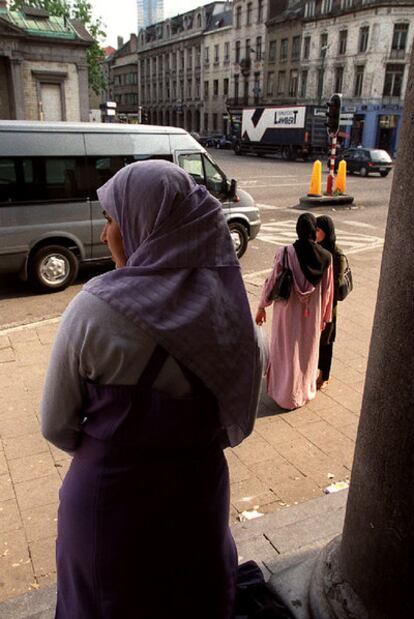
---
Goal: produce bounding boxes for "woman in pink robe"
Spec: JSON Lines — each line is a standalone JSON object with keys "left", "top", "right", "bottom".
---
{"left": 256, "top": 213, "right": 333, "bottom": 410}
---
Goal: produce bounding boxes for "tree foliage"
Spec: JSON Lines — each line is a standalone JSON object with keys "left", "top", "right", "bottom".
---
{"left": 10, "top": 0, "right": 107, "bottom": 95}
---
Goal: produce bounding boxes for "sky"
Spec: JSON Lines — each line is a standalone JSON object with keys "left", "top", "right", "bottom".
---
{"left": 91, "top": 0, "right": 212, "bottom": 48}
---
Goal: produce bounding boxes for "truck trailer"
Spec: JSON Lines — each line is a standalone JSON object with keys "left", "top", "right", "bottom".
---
{"left": 233, "top": 105, "right": 328, "bottom": 160}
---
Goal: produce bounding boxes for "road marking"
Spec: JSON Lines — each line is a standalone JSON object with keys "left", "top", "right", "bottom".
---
{"left": 257, "top": 203, "right": 290, "bottom": 211}
{"left": 239, "top": 181, "right": 309, "bottom": 188}
{"left": 256, "top": 220, "right": 384, "bottom": 255}
{"left": 341, "top": 220, "right": 377, "bottom": 229}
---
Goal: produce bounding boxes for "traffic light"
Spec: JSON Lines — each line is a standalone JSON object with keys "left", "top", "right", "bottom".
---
{"left": 326, "top": 93, "right": 342, "bottom": 136}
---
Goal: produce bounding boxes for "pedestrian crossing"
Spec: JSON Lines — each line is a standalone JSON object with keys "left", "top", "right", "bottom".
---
{"left": 256, "top": 220, "right": 384, "bottom": 255}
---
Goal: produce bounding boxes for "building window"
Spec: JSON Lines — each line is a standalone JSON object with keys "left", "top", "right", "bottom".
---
{"left": 204, "top": 80, "right": 209, "bottom": 97}
{"left": 303, "top": 36, "right": 311, "bottom": 60}
{"left": 277, "top": 70, "right": 286, "bottom": 95}
{"left": 321, "top": 0, "right": 332, "bottom": 14}
{"left": 359, "top": 26, "right": 369, "bottom": 53}
{"left": 289, "top": 70, "right": 298, "bottom": 97}
{"left": 320, "top": 32, "right": 328, "bottom": 58}
{"left": 234, "top": 74, "right": 239, "bottom": 101}
{"left": 224, "top": 42, "right": 230, "bottom": 62}
{"left": 256, "top": 36, "right": 262, "bottom": 61}
{"left": 187, "top": 79, "right": 192, "bottom": 99}
{"left": 235, "top": 40, "right": 241, "bottom": 64}
{"left": 258, "top": 0, "right": 264, "bottom": 23}
{"left": 223, "top": 77, "right": 229, "bottom": 96}
{"left": 180, "top": 51, "right": 184, "bottom": 70}
{"left": 341, "top": 0, "right": 353, "bottom": 8}
{"left": 213, "top": 79, "right": 219, "bottom": 96}
{"left": 335, "top": 66, "right": 344, "bottom": 93}
{"left": 253, "top": 72, "right": 261, "bottom": 102}
{"left": 292, "top": 36, "right": 301, "bottom": 60}
{"left": 266, "top": 71, "right": 274, "bottom": 96}
{"left": 383, "top": 64, "right": 404, "bottom": 97}
{"left": 317, "top": 68, "right": 324, "bottom": 100}
{"left": 204, "top": 112, "right": 209, "bottom": 131}
{"left": 338, "top": 30, "right": 347, "bottom": 55}
{"left": 196, "top": 46, "right": 201, "bottom": 68}
{"left": 195, "top": 79, "right": 200, "bottom": 98}
{"left": 280, "top": 38, "right": 288, "bottom": 61}
{"left": 212, "top": 113, "right": 218, "bottom": 131}
{"left": 245, "top": 38, "right": 251, "bottom": 59}
{"left": 204, "top": 47, "right": 209, "bottom": 64}
{"left": 354, "top": 66, "right": 364, "bottom": 97}
{"left": 304, "top": 1, "right": 315, "bottom": 18}
{"left": 392, "top": 23, "right": 409, "bottom": 57}
{"left": 236, "top": 6, "right": 242, "bottom": 28}
{"left": 269, "top": 40, "right": 277, "bottom": 62}
{"left": 187, "top": 48, "right": 193, "bottom": 69}
{"left": 214, "top": 44, "right": 219, "bottom": 63}
{"left": 247, "top": 2, "right": 252, "bottom": 25}
{"left": 300, "top": 70, "right": 308, "bottom": 98}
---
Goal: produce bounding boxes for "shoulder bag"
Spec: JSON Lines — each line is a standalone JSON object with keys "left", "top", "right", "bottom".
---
{"left": 268, "top": 247, "right": 293, "bottom": 302}
{"left": 336, "top": 251, "right": 353, "bottom": 301}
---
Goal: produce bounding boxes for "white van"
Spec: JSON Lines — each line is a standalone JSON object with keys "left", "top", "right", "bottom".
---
{"left": 0, "top": 121, "right": 261, "bottom": 291}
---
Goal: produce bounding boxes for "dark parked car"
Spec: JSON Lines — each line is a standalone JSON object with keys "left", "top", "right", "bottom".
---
{"left": 330, "top": 147, "right": 393, "bottom": 177}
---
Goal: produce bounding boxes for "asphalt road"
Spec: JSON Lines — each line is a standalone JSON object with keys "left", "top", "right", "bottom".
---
{"left": 0, "top": 150, "right": 392, "bottom": 329}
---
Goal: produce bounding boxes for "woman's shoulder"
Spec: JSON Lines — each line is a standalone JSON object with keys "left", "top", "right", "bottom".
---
{"left": 60, "top": 290, "right": 147, "bottom": 342}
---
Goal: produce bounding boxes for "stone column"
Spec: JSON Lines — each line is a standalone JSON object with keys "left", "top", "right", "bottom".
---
{"left": 77, "top": 62, "right": 90, "bottom": 121}
{"left": 310, "top": 44, "right": 414, "bottom": 619}
{"left": 10, "top": 57, "right": 25, "bottom": 119}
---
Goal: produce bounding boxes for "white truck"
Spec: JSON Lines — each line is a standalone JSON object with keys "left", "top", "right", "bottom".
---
{"left": 233, "top": 105, "right": 328, "bottom": 160}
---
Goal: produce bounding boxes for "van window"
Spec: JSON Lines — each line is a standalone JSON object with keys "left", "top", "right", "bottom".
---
{"left": 178, "top": 153, "right": 204, "bottom": 184}
{"left": 0, "top": 158, "right": 17, "bottom": 203}
{"left": 87, "top": 154, "right": 173, "bottom": 199}
{"left": 178, "top": 153, "right": 226, "bottom": 199}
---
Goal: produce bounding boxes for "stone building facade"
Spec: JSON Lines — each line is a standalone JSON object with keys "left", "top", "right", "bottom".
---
{"left": 138, "top": 2, "right": 232, "bottom": 133}
{"left": 298, "top": 0, "right": 414, "bottom": 152}
{"left": 227, "top": 0, "right": 268, "bottom": 110}
{"left": 263, "top": 1, "right": 303, "bottom": 104}
{"left": 203, "top": 9, "right": 232, "bottom": 133}
{"left": 106, "top": 35, "right": 139, "bottom": 121}
{"left": 0, "top": 4, "right": 93, "bottom": 121}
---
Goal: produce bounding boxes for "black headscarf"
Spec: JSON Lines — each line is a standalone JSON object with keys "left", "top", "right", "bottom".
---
{"left": 293, "top": 213, "right": 331, "bottom": 286}
{"left": 316, "top": 215, "right": 337, "bottom": 255}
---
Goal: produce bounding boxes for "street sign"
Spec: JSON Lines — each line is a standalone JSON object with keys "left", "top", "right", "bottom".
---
{"left": 106, "top": 101, "right": 117, "bottom": 109}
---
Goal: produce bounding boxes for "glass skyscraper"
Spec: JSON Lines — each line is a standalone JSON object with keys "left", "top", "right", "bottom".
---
{"left": 137, "top": 0, "right": 164, "bottom": 31}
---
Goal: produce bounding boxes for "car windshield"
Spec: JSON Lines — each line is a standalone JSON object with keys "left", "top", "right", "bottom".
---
{"left": 370, "top": 150, "right": 392, "bottom": 163}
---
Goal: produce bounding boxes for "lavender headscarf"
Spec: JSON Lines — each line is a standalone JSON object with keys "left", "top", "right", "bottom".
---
{"left": 84, "top": 160, "right": 261, "bottom": 447}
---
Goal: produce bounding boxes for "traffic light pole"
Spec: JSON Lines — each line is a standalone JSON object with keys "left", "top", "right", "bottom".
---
{"left": 326, "top": 132, "right": 338, "bottom": 196}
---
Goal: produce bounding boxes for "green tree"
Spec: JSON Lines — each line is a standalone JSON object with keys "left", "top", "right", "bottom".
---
{"left": 10, "top": 0, "right": 107, "bottom": 95}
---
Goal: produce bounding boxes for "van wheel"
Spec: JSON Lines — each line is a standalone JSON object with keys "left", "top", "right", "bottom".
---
{"left": 229, "top": 223, "right": 249, "bottom": 259}
{"left": 28, "top": 245, "right": 79, "bottom": 292}
{"left": 359, "top": 166, "right": 368, "bottom": 177}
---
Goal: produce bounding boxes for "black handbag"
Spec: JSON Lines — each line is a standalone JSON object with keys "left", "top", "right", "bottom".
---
{"left": 336, "top": 252, "right": 353, "bottom": 301}
{"left": 268, "top": 247, "right": 293, "bottom": 302}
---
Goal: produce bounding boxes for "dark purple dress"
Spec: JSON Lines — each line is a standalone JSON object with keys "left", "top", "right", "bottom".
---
{"left": 55, "top": 346, "right": 237, "bottom": 618}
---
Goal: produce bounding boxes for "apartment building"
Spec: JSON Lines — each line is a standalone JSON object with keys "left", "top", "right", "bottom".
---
{"left": 138, "top": 2, "right": 231, "bottom": 133}
{"left": 299, "top": 0, "right": 414, "bottom": 152}
{"left": 106, "top": 35, "right": 139, "bottom": 121}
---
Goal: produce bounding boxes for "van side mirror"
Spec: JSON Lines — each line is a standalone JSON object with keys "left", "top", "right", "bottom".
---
{"left": 228, "top": 178, "right": 237, "bottom": 199}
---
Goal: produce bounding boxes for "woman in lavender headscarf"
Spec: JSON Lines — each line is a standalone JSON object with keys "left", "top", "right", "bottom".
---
{"left": 41, "top": 160, "right": 261, "bottom": 618}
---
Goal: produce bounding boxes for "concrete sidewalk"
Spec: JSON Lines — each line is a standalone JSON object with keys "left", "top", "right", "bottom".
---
{"left": 0, "top": 246, "right": 380, "bottom": 606}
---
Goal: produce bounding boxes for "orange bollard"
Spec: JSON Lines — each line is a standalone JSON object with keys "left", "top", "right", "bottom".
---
{"left": 335, "top": 160, "right": 347, "bottom": 194}
{"left": 308, "top": 160, "right": 322, "bottom": 197}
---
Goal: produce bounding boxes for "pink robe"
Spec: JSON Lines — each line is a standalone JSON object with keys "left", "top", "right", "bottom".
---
{"left": 259, "top": 244, "right": 333, "bottom": 410}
